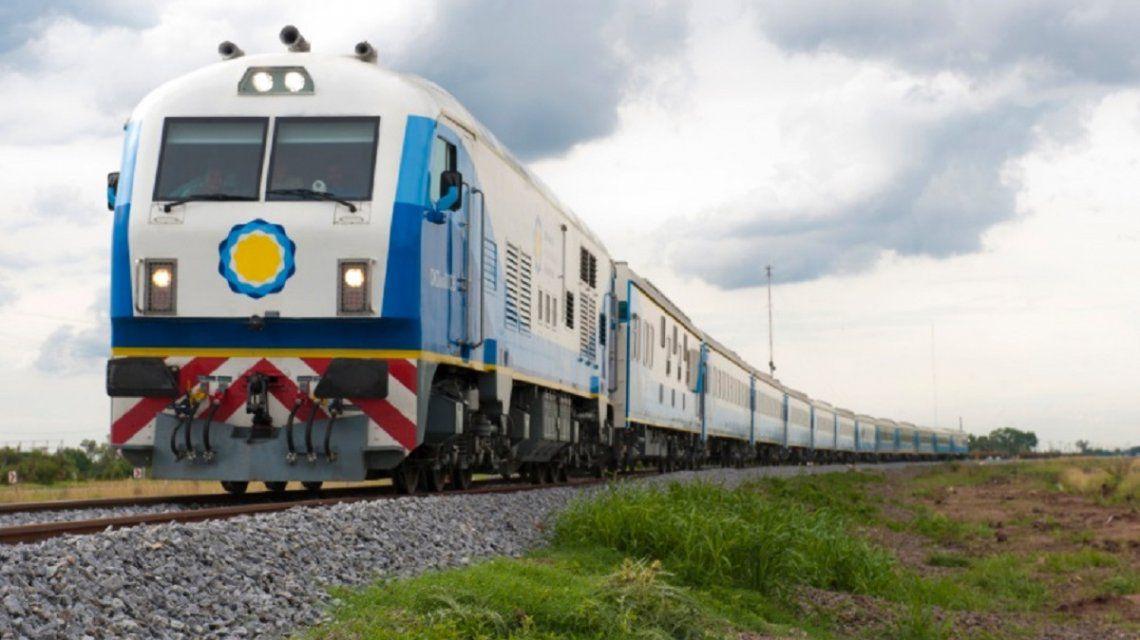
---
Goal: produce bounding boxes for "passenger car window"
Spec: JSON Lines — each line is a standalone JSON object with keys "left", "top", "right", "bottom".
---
{"left": 153, "top": 118, "right": 267, "bottom": 201}
{"left": 268, "top": 117, "right": 379, "bottom": 201}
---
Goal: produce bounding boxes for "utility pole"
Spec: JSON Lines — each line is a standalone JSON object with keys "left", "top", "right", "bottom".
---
{"left": 930, "top": 324, "right": 938, "bottom": 428}
{"left": 766, "top": 265, "right": 775, "bottom": 377}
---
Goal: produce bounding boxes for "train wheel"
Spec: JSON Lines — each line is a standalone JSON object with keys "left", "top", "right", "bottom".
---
{"left": 554, "top": 462, "right": 569, "bottom": 484}
{"left": 393, "top": 463, "right": 419, "bottom": 495}
{"left": 451, "top": 465, "right": 473, "bottom": 490}
{"left": 499, "top": 459, "right": 515, "bottom": 482}
{"left": 526, "top": 463, "right": 544, "bottom": 485}
{"left": 263, "top": 481, "right": 288, "bottom": 493}
{"left": 301, "top": 481, "right": 323, "bottom": 492}
{"left": 424, "top": 464, "right": 448, "bottom": 493}
{"left": 221, "top": 481, "right": 248, "bottom": 495}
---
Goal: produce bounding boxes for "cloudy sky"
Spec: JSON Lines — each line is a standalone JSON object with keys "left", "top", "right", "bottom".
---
{"left": 0, "top": 1, "right": 1136, "bottom": 449}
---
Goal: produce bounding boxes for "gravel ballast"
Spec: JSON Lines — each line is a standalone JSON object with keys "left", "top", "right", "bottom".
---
{"left": 0, "top": 463, "right": 915, "bottom": 639}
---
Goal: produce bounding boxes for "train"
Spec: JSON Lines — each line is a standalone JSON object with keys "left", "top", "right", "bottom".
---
{"left": 104, "top": 27, "right": 968, "bottom": 494}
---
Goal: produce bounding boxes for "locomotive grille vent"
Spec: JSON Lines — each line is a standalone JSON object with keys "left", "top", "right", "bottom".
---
{"left": 482, "top": 238, "right": 498, "bottom": 292}
{"left": 579, "top": 247, "right": 598, "bottom": 288}
{"left": 504, "top": 242, "right": 532, "bottom": 333}
{"left": 579, "top": 291, "right": 598, "bottom": 362}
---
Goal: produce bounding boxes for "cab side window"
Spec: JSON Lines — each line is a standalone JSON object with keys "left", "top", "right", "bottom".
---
{"left": 429, "top": 136, "right": 457, "bottom": 201}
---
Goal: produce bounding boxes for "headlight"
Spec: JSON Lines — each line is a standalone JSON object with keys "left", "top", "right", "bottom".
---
{"left": 150, "top": 266, "right": 172, "bottom": 289}
{"left": 283, "top": 71, "right": 306, "bottom": 93}
{"left": 251, "top": 71, "right": 274, "bottom": 93}
{"left": 343, "top": 267, "right": 365, "bottom": 288}
{"left": 239, "top": 66, "right": 314, "bottom": 95}
{"left": 338, "top": 260, "right": 370, "bottom": 314}
{"left": 144, "top": 259, "right": 176, "bottom": 314}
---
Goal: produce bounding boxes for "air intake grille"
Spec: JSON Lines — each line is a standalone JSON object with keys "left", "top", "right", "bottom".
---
{"left": 482, "top": 238, "right": 498, "bottom": 292}
{"left": 504, "top": 243, "right": 532, "bottom": 333}
{"left": 579, "top": 292, "right": 597, "bottom": 362}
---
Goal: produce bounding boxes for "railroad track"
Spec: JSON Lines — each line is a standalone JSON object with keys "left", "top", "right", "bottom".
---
{"left": 0, "top": 474, "right": 631, "bottom": 545}
{"left": 0, "top": 461, "right": 943, "bottom": 545}
{"left": 0, "top": 483, "right": 388, "bottom": 515}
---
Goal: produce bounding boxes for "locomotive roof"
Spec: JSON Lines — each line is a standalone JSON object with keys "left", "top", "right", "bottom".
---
{"left": 131, "top": 51, "right": 607, "bottom": 252}
{"left": 616, "top": 262, "right": 702, "bottom": 334}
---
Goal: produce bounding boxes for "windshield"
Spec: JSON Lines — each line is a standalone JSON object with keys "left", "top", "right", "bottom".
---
{"left": 153, "top": 118, "right": 267, "bottom": 201}
{"left": 267, "top": 117, "right": 379, "bottom": 201}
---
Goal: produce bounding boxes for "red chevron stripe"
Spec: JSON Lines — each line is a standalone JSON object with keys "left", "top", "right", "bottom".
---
{"left": 300, "top": 356, "right": 418, "bottom": 448}
{"left": 213, "top": 359, "right": 328, "bottom": 423}
{"left": 111, "top": 357, "right": 227, "bottom": 445}
{"left": 388, "top": 359, "right": 418, "bottom": 393}
{"left": 354, "top": 399, "right": 418, "bottom": 450}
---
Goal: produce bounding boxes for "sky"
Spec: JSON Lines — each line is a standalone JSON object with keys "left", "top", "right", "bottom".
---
{"left": 0, "top": 1, "right": 1136, "bottom": 449}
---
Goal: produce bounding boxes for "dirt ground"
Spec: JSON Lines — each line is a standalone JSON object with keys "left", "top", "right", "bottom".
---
{"left": 797, "top": 461, "right": 1139, "bottom": 639}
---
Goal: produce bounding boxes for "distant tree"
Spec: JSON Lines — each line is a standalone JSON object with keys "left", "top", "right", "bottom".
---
{"left": 986, "top": 427, "right": 1037, "bottom": 456}
{"left": 1075, "top": 440, "right": 1090, "bottom": 454}
{"left": 967, "top": 428, "right": 1038, "bottom": 457}
{"left": 80, "top": 439, "right": 100, "bottom": 457}
{"left": 968, "top": 434, "right": 991, "bottom": 452}
{"left": 0, "top": 441, "right": 133, "bottom": 485}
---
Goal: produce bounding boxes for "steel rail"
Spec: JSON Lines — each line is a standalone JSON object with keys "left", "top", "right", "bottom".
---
{"left": 0, "top": 475, "right": 628, "bottom": 545}
{"left": 0, "top": 484, "right": 388, "bottom": 515}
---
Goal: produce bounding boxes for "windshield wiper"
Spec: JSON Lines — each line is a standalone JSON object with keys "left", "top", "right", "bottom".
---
{"left": 267, "top": 188, "right": 358, "bottom": 212}
{"left": 161, "top": 193, "right": 247, "bottom": 212}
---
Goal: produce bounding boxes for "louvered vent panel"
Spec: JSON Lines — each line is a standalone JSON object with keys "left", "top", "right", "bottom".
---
{"left": 482, "top": 238, "right": 498, "bottom": 292}
{"left": 517, "top": 250, "right": 532, "bottom": 333}
{"left": 579, "top": 292, "right": 598, "bottom": 361}
{"left": 504, "top": 243, "right": 520, "bottom": 331}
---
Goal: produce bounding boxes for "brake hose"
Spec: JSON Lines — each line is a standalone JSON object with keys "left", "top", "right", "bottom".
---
{"left": 322, "top": 400, "right": 343, "bottom": 461}
{"left": 284, "top": 397, "right": 303, "bottom": 459}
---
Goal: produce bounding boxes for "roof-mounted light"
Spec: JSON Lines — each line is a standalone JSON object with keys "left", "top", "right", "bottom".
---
{"left": 354, "top": 41, "right": 377, "bottom": 63}
{"left": 239, "top": 66, "right": 314, "bottom": 95}
{"left": 217, "top": 41, "right": 244, "bottom": 60}
{"left": 279, "top": 25, "right": 310, "bottom": 52}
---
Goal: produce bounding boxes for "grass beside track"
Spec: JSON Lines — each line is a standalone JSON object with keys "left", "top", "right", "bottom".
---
{"left": 303, "top": 460, "right": 1140, "bottom": 639}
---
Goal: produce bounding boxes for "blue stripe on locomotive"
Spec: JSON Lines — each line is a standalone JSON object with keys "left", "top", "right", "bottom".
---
{"left": 111, "top": 120, "right": 141, "bottom": 321}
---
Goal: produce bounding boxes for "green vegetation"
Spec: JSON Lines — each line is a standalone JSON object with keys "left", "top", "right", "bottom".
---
{"left": 889, "top": 603, "right": 952, "bottom": 640}
{"left": 966, "top": 427, "right": 1038, "bottom": 457}
{"left": 306, "top": 462, "right": 1137, "bottom": 639}
{"left": 900, "top": 506, "right": 990, "bottom": 544}
{"left": 909, "top": 455, "right": 1140, "bottom": 504}
{"left": 553, "top": 479, "right": 894, "bottom": 596}
{"left": 304, "top": 549, "right": 758, "bottom": 640}
{"left": 924, "top": 552, "right": 971, "bottom": 568}
{"left": 0, "top": 440, "right": 131, "bottom": 485}
{"left": 1056, "top": 457, "right": 1139, "bottom": 503}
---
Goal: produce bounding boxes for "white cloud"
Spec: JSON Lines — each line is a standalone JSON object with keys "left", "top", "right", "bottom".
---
{"left": 0, "top": 1, "right": 1137, "bottom": 450}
